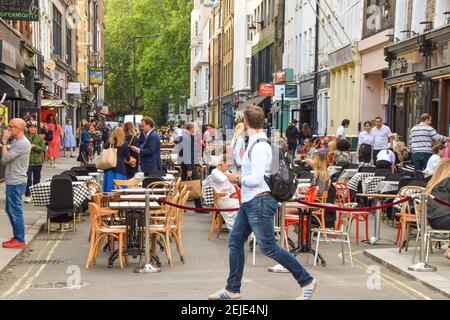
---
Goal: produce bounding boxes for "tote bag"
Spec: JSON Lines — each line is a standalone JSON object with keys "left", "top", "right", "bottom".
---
{"left": 96, "top": 146, "right": 117, "bottom": 170}
{"left": 180, "top": 178, "right": 202, "bottom": 200}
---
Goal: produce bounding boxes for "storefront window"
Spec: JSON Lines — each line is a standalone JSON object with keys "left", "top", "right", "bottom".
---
{"left": 431, "top": 40, "right": 450, "bottom": 69}
{"left": 390, "top": 50, "right": 426, "bottom": 77}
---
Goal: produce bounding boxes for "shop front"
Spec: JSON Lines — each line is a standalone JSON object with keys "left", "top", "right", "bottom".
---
{"left": 298, "top": 75, "right": 314, "bottom": 127}
{"left": 221, "top": 94, "right": 234, "bottom": 130}
{"left": 316, "top": 71, "right": 330, "bottom": 136}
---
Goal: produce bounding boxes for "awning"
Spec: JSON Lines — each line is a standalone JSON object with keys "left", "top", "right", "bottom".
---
{"left": 238, "top": 96, "right": 269, "bottom": 111}
{"left": 0, "top": 73, "right": 33, "bottom": 102}
{"left": 41, "top": 99, "right": 68, "bottom": 108}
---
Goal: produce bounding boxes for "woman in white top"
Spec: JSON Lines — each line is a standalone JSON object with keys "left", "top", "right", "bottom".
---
{"left": 229, "top": 122, "right": 246, "bottom": 174}
{"left": 210, "top": 155, "right": 239, "bottom": 230}
{"left": 376, "top": 148, "right": 396, "bottom": 173}
{"left": 424, "top": 144, "right": 445, "bottom": 176}
{"left": 356, "top": 121, "right": 375, "bottom": 163}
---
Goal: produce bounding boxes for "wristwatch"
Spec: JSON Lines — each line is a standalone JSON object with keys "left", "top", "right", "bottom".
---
{"left": 2, "top": 141, "right": 7, "bottom": 145}
{"left": 235, "top": 177, "right": 240, "bottom": 185}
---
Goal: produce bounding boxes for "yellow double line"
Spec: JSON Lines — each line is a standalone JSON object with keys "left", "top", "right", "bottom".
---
{"left": 1, "top": 234, "right": 64, "bottom": 299}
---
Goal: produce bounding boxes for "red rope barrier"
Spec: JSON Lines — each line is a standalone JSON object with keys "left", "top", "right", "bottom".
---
{"left": 294, "top": 197, "right": 412, "bottom": 212}
{"left": 158, "top": 200, "right": 239, "bottom": 212}
{"left": 432, "top": 197, "right": 450, "bottom": 208}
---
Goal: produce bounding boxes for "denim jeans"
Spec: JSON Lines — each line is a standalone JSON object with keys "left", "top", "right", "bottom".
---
{"left": 5, "top": 184, "right": 27, "bottom": 243}
{"left": 25, "top": 165, "right": 42, "bottom": 197}
{"left": 412, "top": 152, "right": 432, "bottom": 179}
{"left": 225, "top": 194, "right": 314, "bottom": 293}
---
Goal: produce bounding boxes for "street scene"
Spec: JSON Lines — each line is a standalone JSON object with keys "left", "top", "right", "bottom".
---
{"left": 0, "top": 0, "right": 449, "bottom": 304}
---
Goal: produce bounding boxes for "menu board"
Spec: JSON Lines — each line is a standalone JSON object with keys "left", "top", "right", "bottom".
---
{"left": 0, "top": 1, "right": 39, "bottom": 21}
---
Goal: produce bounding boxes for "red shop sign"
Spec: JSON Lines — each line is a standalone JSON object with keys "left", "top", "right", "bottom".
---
{"left": 258, "top": 84, "right": 275, "bottom": 97}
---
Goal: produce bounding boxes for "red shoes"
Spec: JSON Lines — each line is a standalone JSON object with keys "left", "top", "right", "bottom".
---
{"left": 2, "top": 238, "right": 26, "bottom": 249}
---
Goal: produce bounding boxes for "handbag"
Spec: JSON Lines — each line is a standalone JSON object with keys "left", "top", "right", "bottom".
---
{"left": 180, "top": 177, "right": 202, "bottom": 200}
{"left": 124, "top": 136, "right": 138, "bottom": 168}
{"left": 45, "top": 130, "right": 53, "bottom": 142}
{"left": 96, "top": 145, "right": 117, "bottom": 170}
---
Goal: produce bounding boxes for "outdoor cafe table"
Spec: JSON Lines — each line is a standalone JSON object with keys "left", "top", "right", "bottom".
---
{"left": 379, "top": 180, "right": 400, "bottom": 194}
{"left": 88, "top": 172, "right": 102, "bottom": 183}
{"left": 328, "top": 166, "right": 342, "bottom": 177}
{"left": 347, "top": 172, "right": 375, "bottom": 191}
{"left": 45, "top": 175, "right": 94, "bottom": 183}
{"left": 338, "top": 169, "right": 359, "bottom": 182}
{"left": 30, "top": 181, "right": 90, "bottom": 207}
{"left": 356, "top": 193, "right": 399, "bottom": 245}
{"left": 362, "top": 176, "right": 386, "bottom": 194}
{"left": 114, "top": 187, "right": 171, "bottom": 194}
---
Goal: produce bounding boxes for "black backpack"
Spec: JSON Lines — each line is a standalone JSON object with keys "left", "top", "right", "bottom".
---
{"left": 248, "top": 138, "right": 298, "bottom": 202}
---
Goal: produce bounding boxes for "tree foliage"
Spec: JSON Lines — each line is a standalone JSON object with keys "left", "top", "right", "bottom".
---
{"left": 104, "top": 0, "right": 192, "bottom": 124}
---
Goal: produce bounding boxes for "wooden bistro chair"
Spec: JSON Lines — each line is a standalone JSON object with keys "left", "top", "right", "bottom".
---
{"left": 113, "top": 179, "right": 140, "bottom": 190}
{"left": 208, "top": 185, "right": 241, "bottom": 240}
{"left": 312, "top": 190, "right": 328, "bottom": 231}
{"left": 85, "top": 202, "right": 127, "bottom": 270}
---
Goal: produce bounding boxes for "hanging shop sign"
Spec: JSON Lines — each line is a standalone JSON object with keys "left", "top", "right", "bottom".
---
{"left": 258, "top": 84, "right": 275, "bottom": 97}
{"left": 0, "top": 1, "right": 39, "bottom": 21}
{"left": 273, "top": 69, "right": 294, "bottom": 84}
{"left": 0, "top": 40, "right": 16, "bottom": 69}
{"left": 274, "top": 85, "right": 285, "bottom": 100}
{"left": 285, "top": 84, "right": 299, "bottom": 100}
{"left": 67, "top": 82, "right": 82, "bottom": 95}
{"left": 89, "top": 67, "right": 103, "bottom": 87}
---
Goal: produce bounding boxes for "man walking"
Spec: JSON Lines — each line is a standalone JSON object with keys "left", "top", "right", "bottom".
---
{"left": 209, "top": 106, "right": 316, "bottom": 300}
{"left": 410, "top": 113, "right": 449, "bottom": 178}
{"left": 130, "top": 117, "right": 163, "bottom": 176}
{"left": 336, "top": 119, "right": 350, "bottom": 140}
{"left": 285, "top": 119, "right": 300, "bottom": 156}
{"left": 371, "top": 117, "right": 394, "bottom": 164}
{"left": 1, "top": 118, "right": 31, "bottom": 249}
{"left": 24, "top": 121, "right": 45, "bottom": 203}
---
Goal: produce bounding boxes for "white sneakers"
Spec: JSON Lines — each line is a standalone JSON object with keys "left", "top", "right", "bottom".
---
{"left": 296, "top": 278, "right": 317, "bottom": 300}
{"left": 23, "top": 196, "right": 32, "bottom": 204}
{"left": 208, "top": 289, "right": 241, "bottom": 300}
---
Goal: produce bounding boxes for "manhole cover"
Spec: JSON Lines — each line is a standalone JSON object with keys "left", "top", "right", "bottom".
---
{"left": 23, "top": 260, "right": 66, "bottom": 265}
{"left": 31, "top": 281, "right": 89, "bottom": 290}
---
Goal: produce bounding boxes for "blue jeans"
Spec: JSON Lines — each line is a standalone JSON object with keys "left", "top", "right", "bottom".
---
{"left": 226, "top": 194, "right": 314, "bottom": 293}
{"left": 5, "top": 184, "right": 27, "bottom": 243}
{"left": 412, "top": 153, "right": 432, "bottom": 179}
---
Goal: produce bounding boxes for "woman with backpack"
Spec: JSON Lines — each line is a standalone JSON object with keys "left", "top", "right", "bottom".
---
{"left": 426, "top": 158, "right": 450, "bottom": 259}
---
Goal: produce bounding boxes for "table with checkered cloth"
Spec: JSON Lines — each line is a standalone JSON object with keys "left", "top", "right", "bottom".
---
{"left": 338, "top": 169, "right": 359, "bottom": 182}
{"left": 202, "top": 176, "right": 214, "bottom": 207}
{"left": 30, "top": 181, "right": 90, "bottom": 207}
{"left": 380, "top": 180, "right": 400, "bottom": 193}
{"left": 45, "top": 176, "right": 94, "bottom": 183}
{"left": 362, "top": 176, "right": 385, "bottom": 194}
{"left": 347, "top": 172, "right": 375, "bottom": 192}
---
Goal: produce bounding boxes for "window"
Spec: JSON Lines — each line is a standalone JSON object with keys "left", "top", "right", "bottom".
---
{"left": 66, "top": 26, "right": 72, "bottom": 65}
{"left": 246, "top": 15, "right": 253, "bottom": 41}
{"left": 245, "top": 58, "right": 251, "bottom": 89}
{"left": 194, "top": 76, "right": 197, "bottom": 97}
{"left": 52, "top": 5, "right": 62, "bottom": 57}
{"left": 194, "top": 21, "right": 199, "bottom": 37}
{"left": 204, "top": 67, "right": 209, "bottom": 91}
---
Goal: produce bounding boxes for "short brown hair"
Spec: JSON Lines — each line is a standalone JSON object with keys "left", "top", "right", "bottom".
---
{"left": 420, "top": 113, "right": 431, "bottom": 122}
{"left": 141, "top": 117, "right": 154, "bottom": 128}
{"left": 244, "top": 106, "right": 265, "bottom": 129}
{"left": 185, "top": 122, "right": 195, "bottom": 131}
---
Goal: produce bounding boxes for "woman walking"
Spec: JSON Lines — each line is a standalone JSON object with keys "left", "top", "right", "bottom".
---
{"left": 46, "top": 115, "right": 63, "bottom": 167}
{"left": 124, "top": 122, "right": 140, "bottom": 179}
{"left": 356, "top": 121, "right": 375, "bottom": 163}
{"left": 77, "top": 123, "right": 91, "bottom": 166}
{"left": 102, "top": 127, "right": 130, "bottom": 192}
{"left": 63, "top": 119, "right": 76, "bottom": 158}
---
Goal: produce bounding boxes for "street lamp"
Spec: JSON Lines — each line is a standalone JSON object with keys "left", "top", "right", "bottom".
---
{"left": 132, "top": 33, "right": 161, "bottom": 125}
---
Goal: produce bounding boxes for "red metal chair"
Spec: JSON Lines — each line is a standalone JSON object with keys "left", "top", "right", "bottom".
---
{"left": 334, "top": 183, "right": 370, "bottom": 245}
{"left": 285, "top": 187, "right": 319, "bottom": 245}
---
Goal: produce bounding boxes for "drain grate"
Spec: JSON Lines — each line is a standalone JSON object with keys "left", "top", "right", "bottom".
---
{"left": 23, "top": 259, "right": 66, "bottom": 265}
{"left": 31, "top": 281, "right": 89, "bottom": 290}
{"left": 36, "top": 238, "right": 72, "bottom": 241}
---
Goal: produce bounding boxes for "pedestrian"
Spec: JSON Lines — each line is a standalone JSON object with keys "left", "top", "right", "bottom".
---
{"left": 130, "top": 117, "right": 163, "bottom": 176}
{"left": 423, "top": 144, "right": 445, "bottom": 176}
{"left": 333, "top": 138, "right": 352, "bottom": 165}
{"left": 102, "top": 127, "right": 130, "bottom": 192}
{"left": 335, "top": 119, "right": 350, "bottom": 140}
{"left": 375, "top": 148, "right": 396, "bottom": 173}
{"left": 286, "top": 119, "right": 299, "bottom": 156}
{"left": 371, "top": 116, "right": 394, "bottom": 164}
{"left": 46, "top": 115, "right": 62, "bottom": 167}
{"left": 229, "top": 122, "right": 246, "bottom": 174}
{"left": 24, "top": 121, "right": 45, "bottom": 203}
{"left": 175, "top": 122, "right": 204, "bottom": 209}
{"left": 298, "top": 123, "right": 312, "bottom": 146}
{"left": 409, "top": 113, "right": 450, "bottom": 179}
{"left": 1, "top": 118, "right": 31, "bottom": 249}
{"left": 209, "top": 106, "right": 316, "bottom": 300}
{"left": 124, "top": 121, "right": 140, "bottom": 179}
{"left": 77, "top": 124, "right": 91, "bottom": 166}
{"left": 357, "top": 121, "right": 375, "bottom": 163}
{"left": 63, "top": 119, "right": 76, "bottom": 158}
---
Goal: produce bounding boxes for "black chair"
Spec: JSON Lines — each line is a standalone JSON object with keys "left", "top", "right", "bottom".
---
{"left": 341, "top": 163, "right": 359, "bottom": 170}
{"left": 59, "top": 171, "right": 78, "bottom": 182}
{"left": 385, "top": 173, "right": 407, "bottom": 181}
{"left": 142, "top": 177, "right": 164, "bottom": 188}
{"left": 84, "top": 164, "right": 97, "bottom": 173}
{"left": 398, "top": 177, "right": 427, "bottom": 190}
{"left": 47, "top": 175, "right": 76, "bottom": 233}
{"left": 358, "top": 166, "right": 377, "bottom": 173}
{"left": 71, "top": 167, "right": 89, "bottom": 176}
{"left": 374, "top": 169, "right": 392, "bottom": 177}
{"left": 147, "top": 170, "right": 167, "bottom": 176}
{"left": 297, "top": 171, "right": 313, "bottom": 180}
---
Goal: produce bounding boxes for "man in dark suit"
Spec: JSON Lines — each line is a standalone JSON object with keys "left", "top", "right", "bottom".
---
{"left": 130, "top": 117, "right": 162, "bottom": 176}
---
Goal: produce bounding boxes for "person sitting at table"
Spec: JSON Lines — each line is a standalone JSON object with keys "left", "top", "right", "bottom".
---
{"left": 375, "top": 148, "right": 396, "bottom": 173}
{"left": 102, "top": 127, "right": 131, "bottom": 192}
{"left": 333, "top": 138, "right": 352, "bottom": 165}
{"left": 318, "top": 137, "right": 329, "bottom": 155}
{"left": 299, "top": 138, "right": 314, "bottom": 160}
{"left": 210, "top": 155, "right": 239, "bottom": 230}
{"left": 326, "top": 139, "right": 336, "bottom": 166}
{"left": 426, "top": 158, "right": 450, "bottom": 259}
{"left": 423, "top": 144, "right": 445, "bottom": 177}
{"left": 394, "top": 141, "right": 411, "bottom": 166}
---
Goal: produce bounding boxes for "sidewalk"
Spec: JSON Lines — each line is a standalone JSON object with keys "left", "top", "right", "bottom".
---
{"left": 0, "top": 155, "right": 81, "bottom": 274}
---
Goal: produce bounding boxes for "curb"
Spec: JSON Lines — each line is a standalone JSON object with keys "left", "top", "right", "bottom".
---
{"left": 363, "top": 249, "right": 450, "bottom": 299}
{"left": 0, "top": 215, "right": 47, "bottom": 275}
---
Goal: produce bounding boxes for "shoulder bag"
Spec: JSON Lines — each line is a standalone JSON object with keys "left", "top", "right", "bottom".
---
{"left": 96, "top": 145, "right": 117, "bottom": 170}
{"left": 124, "top": 135, "right": 138, "bottom": 168}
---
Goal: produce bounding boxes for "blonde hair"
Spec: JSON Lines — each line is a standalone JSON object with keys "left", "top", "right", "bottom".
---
{"left": 233, "top": 122, "right": 245, "bottom": 142}
{"left": 109, "top": 127, "right": 125, "bottom": 147}
{"left": 426, "top": 158, "right": 450, "bottom": 194}
{"left": 311, "top": 152, "right": 330, "bottom": 190}
{"left": 328, "top": 139, "right": 337, "bottom": 152}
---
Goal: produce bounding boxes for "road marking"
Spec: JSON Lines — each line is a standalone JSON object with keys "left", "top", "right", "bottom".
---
{"left": 15, "top": 234, "right": 64, "bottom": 297}
{"left": 0, "top": 239, "right": 53, "bottom": 299}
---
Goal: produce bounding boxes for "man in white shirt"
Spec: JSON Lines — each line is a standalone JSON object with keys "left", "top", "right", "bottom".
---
{"left": 423, "top": 144, "right": 445, "bottom": 176}
{"left": 371, "top": 116, "right": 394, "bottom": 164}
{"left": 209, "top": 106, "right": 316, "bottom": 301}
{"left": 335, "top": 119, "right": 350, "bottom": 140}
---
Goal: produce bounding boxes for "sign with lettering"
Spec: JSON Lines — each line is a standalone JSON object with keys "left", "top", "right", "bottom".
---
{"left": 258, "top": 84, "right": 275, "bottom": 97}
{"left": 328, "top": 45, "right": 353, "bottom": 69}
{"left": 0, "top": 0, "right": 39, "bottom": 21}
{"left": 89, "top": 67, "right": 104, "bottom": 87}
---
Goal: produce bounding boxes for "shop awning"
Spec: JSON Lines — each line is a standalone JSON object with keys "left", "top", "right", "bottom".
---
{"left": 41, "top": 99, "right": 68, "bottom": 108}
{"left": 238, "top": 96, "right": 269, "bottom": 110}
{"left": 0, "top": 73, "right": 33, "bottom": 102}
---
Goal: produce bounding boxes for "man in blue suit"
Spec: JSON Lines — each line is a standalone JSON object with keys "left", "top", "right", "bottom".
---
{"left": 130, "top": 117, "right": 163, "bottom": 176}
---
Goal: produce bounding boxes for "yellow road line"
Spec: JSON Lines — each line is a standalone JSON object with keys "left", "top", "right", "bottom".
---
{"left": 1, "top": 240, "right": 53, "bottom": 299}
{"left": 15, "top": 235, "right": 63, "bottom": 297}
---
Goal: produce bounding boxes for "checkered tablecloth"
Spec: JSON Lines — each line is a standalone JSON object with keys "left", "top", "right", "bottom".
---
{"left": 347, "top": 172, "right": 375, "bottom": 192}
{"left": 380, "top": 181, "right": 400, "bottom": 193}
{"left": 328, "top": 166, "right": 342, "bottom": 177}
{"left": 30, "top": 181, "right": 90, "bottom": 207}
{"left": 362, "top": 176, "right": 385, "bottom": 194}
{"left": 338, "top": 169, "right": 359, "bottom": 182}
{"left": 45, "top": 175, "right": 94, "bottom": 183}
